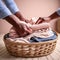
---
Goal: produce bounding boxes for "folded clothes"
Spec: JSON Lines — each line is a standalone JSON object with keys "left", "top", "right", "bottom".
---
{"left": 29, "top": 32, "right": 57, "bottom": 42}
{"left": 4, "top": 31, "right": 57, "bottom": 43}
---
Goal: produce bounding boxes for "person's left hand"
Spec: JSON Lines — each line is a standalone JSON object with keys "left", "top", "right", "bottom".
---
{"left": 42, "top": 17, "right": 51, "bottom": 22}
{"left": 35, "top": 17, "right": 51, "bottom": 24}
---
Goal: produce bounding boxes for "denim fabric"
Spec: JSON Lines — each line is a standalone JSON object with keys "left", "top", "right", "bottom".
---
{"left": 0, "top": 0, "right": 19, "bottom": 19}
{"left": 0, "top": 0, "right": 12, "bottom": 18}
{"left": 4, "top": 0, "right": 19, "bottom": 14}
{"left": 29, "top": 32, "right": 57, "bottom": 42}
{"left": 57, "top": 8, "right": 60, "bottom": 16}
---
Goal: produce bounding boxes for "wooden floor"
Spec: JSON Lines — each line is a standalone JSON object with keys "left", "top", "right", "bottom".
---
{"left": 0, "top": 34, "right": 60, "bottom": 60}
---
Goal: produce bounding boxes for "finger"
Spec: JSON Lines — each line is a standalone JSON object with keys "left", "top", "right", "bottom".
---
{"left": 40, "top": 18, "right": 45, "bottom": 23}
{"left": 25, "top": 27, "right": 32, "bottom": 34}
{"left": 24, "top": 25, "right": 32, "bottom": 34}
{"left": 26, "top": 25, "right": 33, "bottom": 33}
{"left": 35, "top": 17, "right": 43, "bottom": 24}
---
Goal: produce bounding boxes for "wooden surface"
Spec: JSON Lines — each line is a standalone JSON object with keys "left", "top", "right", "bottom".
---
{"left": 0, "top": 34, "right": 60, "bottom": 60}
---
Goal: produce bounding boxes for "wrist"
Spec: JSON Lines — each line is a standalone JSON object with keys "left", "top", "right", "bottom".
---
{"left": 43, "top": 17, "right": 51, "bottom": 21}
{"left": 14, "top": 11, "right": 26, "bottom": 21}
{"left": 48, "top": 16, "right": 52, "bottom": 20}
{"left": 48, "top": 12, "right": 59, "bottom": 20}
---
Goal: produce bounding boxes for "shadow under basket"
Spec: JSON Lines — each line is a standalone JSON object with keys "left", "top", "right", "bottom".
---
{"left": 3, "top": 33, "right": 58, "bottom": 58}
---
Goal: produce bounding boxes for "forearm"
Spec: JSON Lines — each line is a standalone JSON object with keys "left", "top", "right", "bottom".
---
{"left": 3, "top": 15, "right": 20, "bottom": 28}
{"left": 14, "top": 11, "right": 26, "bottom": 21}
{"left": 49, "top": 12, "right": 60, "bottom": 20}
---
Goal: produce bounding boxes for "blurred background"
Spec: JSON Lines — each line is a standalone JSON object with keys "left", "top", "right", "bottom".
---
{"left": 0, "top": 0, "right": 60, "bottom": 34}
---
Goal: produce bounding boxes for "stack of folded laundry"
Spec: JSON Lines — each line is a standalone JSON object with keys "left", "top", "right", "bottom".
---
{"left": 6, "top": 27, "right": 57, "bottom": 43}
{"left": 29, "top": 29, "right": 57, "bottom": 42}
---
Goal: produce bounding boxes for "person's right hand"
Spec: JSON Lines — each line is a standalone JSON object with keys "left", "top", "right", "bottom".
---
{"left": 13, "top": 21, "right": 33, "bottom": 37}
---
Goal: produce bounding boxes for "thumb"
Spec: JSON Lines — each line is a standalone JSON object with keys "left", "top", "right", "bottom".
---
{"left": 24, "top": 25, "right": 33, "bottom": 34}
{"left": 35, "top": 17, "right": 43, "bottom": 24}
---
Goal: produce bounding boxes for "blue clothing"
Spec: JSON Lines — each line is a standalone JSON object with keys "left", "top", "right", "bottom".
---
{"left": 57, "top": 8, "right": 60, "bottom": 16}
{"left": 29, "top": 32, "right": 57, "bottom": 42}
{"left": 0, "top": 0, "right": 19, "bottom": 19}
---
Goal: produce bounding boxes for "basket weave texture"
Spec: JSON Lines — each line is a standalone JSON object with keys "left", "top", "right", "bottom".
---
{"left": 4, "top": 35, "right": 57, "bottom": 58}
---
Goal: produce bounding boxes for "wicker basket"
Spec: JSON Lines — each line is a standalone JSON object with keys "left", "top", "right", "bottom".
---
{"left": 3, "top": 33, "right": 58, "bottom": 58}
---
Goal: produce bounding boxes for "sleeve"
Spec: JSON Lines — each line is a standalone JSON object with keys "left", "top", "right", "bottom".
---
{"left": 4, "top": 0, "right": 19, "bottom": 14}
{"left": 0, "top": 0, "right": 12, "bottom": 19}
{"left": 56, "top": 8, "right": 60, "bottom": 16}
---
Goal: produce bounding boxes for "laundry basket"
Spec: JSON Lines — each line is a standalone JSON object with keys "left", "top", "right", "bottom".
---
{"left": 3, "top": 32, "right": 58, "bottom": 58}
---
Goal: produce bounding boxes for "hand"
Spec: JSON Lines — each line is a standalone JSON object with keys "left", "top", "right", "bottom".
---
{"left": 14, "top": 21, "right": 33, "bottom": 37}
{"left": 35, "top": 17, "right": 43, "bottom": 24}
{"left": 43, "top": 17, "right": 51, "bottom": 22}
{"left": 35, "top": 17, "right": 51, "bottom": 24}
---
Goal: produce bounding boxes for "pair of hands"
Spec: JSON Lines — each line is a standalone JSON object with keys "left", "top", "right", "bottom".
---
{"left": 10, "top": 17, "right": 51, "bottom": 38}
